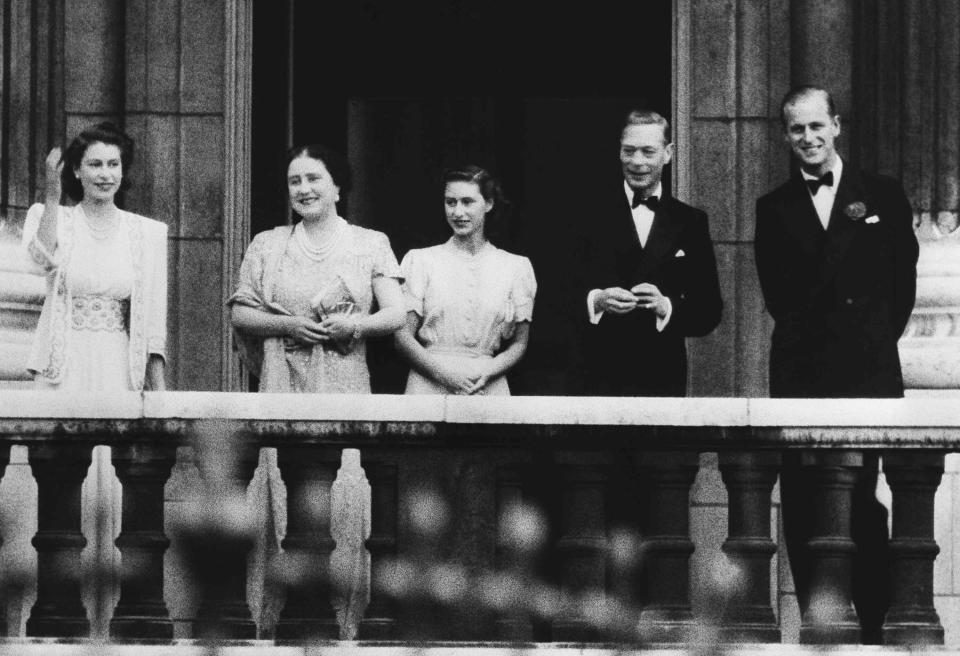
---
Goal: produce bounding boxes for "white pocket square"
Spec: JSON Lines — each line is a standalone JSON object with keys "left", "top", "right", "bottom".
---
{"left": 675, "top": 249, "right": 686, "bottom": 257}
{"left": 864, "top": 215, "right": 880, "bottom": 224}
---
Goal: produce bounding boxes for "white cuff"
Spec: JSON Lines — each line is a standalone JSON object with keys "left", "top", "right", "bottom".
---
{"left": 656, "top": 297, "right": 673, "bottom": 332}
{"left": 587, "top": 289, "right": 604, "bottom": 325}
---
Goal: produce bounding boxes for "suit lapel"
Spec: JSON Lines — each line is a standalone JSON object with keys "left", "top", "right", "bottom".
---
{"left": 816, "top": 166, "right": 865, "bottom": 288}
{"left": 639, "top": 197, "right": 683, "bottom": 276}
{"left": 782, "top": 175, "right": 826, "bottom": 250}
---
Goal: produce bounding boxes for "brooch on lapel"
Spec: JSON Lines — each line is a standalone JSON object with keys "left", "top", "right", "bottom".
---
{"left": 844, "top": 201, "right": 868, "bottom": 221}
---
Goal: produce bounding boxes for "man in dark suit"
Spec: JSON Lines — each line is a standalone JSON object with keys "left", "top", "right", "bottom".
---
{"left": 755, "top": 86, "right": 919, "bottom": 642}
{"left": 582, "top": 109, "right": 722, "bottom": 396}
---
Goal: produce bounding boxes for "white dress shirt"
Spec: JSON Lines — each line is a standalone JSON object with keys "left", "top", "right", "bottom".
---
{"left": 801, "top": 157, "right": 843, "bottom": 230}
{"left": 587, "top": 182, "right": 672, "bottom": 330}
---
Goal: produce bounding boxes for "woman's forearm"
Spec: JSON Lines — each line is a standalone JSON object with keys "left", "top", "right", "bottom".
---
{"left": 35, "top": 197, "right": 60, "bottom": 256}
{"left": 355, "top": 306, "right": 405, "bottom": 338}
{"left": 231, "top": 304, "right": 293, "bottom": 338}
{"left": 486, "top": 322, "right": 530, "bottom": 379}
{"left": 34, "top": 148, "right": 63, "bottom": 255}
{"left": 358, "top": 276, "right": 405, "bottom": 338}
{"left": 394, "top": 312, "right": 455, "bottom": 385}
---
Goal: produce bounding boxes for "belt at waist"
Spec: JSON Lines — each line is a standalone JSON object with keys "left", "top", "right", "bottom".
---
{"left": 71, "top": 295, "right": 129, "bottom": 332}
{"left": 424, "top": 345, "right": 494, "bottom": 358}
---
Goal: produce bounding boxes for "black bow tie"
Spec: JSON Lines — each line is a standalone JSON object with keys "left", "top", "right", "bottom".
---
{"left": 805, "top": 171, "right": 834, "bottom": 194}
{"left": 632, "top": 193, "right": 659, "bottom": 210}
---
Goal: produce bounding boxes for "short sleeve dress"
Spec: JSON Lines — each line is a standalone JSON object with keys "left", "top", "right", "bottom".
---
{"left": 229, "top": 218, "right": 402, "bottom": 393}
{"left": 400, "top": 240, "right": 537, "bottom": 395}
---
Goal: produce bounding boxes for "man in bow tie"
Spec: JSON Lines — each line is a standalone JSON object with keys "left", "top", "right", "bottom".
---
{"left": 755, "top": 86, "right": 919, "bottom": 643}
{"left": 581, "top": 109, "right": 722, "bottom": 396}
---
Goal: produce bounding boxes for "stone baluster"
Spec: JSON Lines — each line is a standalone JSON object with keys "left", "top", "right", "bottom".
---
{"left": 882, "top": 452, "right": 945, "bottom": 645}
{"left": 635, "top": 451, "right": 699, "bottom": 643}
{"left": 718, "top": 452, "right": 781, "bottom": 642}
{"left": 26, "top": 443, "right": 92, "bottom": 637}
{"left": 551, "top": 454, "right": 606, "bottom": 641}
{"left": 796, "top": 451, "right": 861, "bottom": 644}
{"left": 0, "top": 445, "right": 11, "bottom": 637}
{"left": 186, "top": 434, "right": 258, "bottom": 640}
{"left": 275, "top": 446, "right": 339, "bottom": 640}
{"left": 109, "top": 442, "right": 178, "bottom": 639}
{"left": 494, "top": 464, "right": 534, "bottom": 641}
{"left": 360, "top": 460, "right": 398, "bottom": 639}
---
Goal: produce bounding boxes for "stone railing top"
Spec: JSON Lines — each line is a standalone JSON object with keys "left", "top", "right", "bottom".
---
{"left": 0, "top": 390, "right": 959, "bottom": 425}
{"left": 0, "top": 392, "right": 959, "bottom": 448}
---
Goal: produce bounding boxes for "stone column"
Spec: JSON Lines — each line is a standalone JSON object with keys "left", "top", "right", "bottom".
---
{"left": 635, "top": 451, "right": 699, "bottom": 643}
{"left": 718, "top": 452, "right": 781, "bottom": 642}
{"left": 0, "top": 444, "right": 10, "bottom": 636}
{"left": 900, "top": 229, "right": 960, "bottom": 389}
{"left": 494, "top": 465, "right": 534, "bottom": 641}
{"left": 109, "top": 442, "right": 178, "bottom": 639}
{"left": 26, "top": 443, "right": 92, "bottom": 637}
{"left": 790, "top": 0, "right": 855, "bottom": 147}
{"left": 882, "top": 452, "right": 945, "bottom": 645}
{"left": 184, "top": 435, "right": 258, "bottom": 640}
{"left": 275, "top": 446, "right": 339, "bottom": 640}
{"left": 551, "top": 455, "right": 607, "bottom": 642}
{"left": 360, "top": 460, "right": 398, "bottom": 639}
{"left": 795, "top": 452, "right": 861, "bottom": 644}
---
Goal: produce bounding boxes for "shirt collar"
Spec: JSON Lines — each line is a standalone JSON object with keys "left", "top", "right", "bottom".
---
{"left": 800, "top": 156, "right": 843, "bottom": 187}
{"left": 624, "top": 181, "right": 662, "bottom": 205}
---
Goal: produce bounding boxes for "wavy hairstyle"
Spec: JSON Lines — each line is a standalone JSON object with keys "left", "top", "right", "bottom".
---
{"left": 61, "top": 122, "right": 135, "bottom": 202}
{"left": 441, "top": 164, "right": 511, "bottom": 241}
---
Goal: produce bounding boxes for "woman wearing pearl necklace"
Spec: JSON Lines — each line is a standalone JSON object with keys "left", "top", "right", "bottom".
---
{"left": 23, "top": 122, "right": 168, "bottom": 392}
{"left": 22, "top": 122, "right": 169, "bottom": 637}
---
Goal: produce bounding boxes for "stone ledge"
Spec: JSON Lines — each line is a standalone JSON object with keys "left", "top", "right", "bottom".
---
{"left": 0, "top": 641, "right": 950, "bottom": 655}
{"left": 0, "top": 392, "right": 958, "bottom": 431}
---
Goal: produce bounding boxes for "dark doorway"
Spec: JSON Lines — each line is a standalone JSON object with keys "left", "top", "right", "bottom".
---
{"left": 251, "top": 1, "right": 673, "bottom": 394}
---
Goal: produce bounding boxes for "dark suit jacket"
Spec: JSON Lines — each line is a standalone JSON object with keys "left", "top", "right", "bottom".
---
{"left": 581, "top": 184, "right": 723, "bottom": 396}
{"left": 754, "top": 164, "right": 919, "bottom": 398}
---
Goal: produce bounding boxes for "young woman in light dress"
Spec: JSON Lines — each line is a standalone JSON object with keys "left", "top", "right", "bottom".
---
{"left": 396, "top": 165, "right": 536, "bottom": 395}
{"left": 22, "top": 122, "right": 168, "bottom": 636}
{"left": 24, "top": 123, "right": 167, "bottom": 392}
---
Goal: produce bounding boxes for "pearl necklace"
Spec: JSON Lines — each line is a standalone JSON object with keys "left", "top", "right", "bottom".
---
{"left": 78, "top": 204, "right": 120, "bottom": 241}
{"left": 294, "top": 217, "right": 346, "bottom": 261}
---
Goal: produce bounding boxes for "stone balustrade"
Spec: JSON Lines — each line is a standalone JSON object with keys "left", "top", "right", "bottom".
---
{"left": 0, "top": 392, "right": 954, "bottom": 648}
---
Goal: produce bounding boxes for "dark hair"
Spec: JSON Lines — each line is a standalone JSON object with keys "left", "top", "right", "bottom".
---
{"left": 622, "top": 109, "right": 671, "bottom": 145}
{"left": 61, "top": 122, "right": 134, "bottom": 202}
{"left": 441, "top": 165, "right": 511, "bottom": 234}
{"left": 285, "top": 144, "right": 352, "bottom": 196}
{"left": 780, "top": 86, "right": 837, "bottom": 127}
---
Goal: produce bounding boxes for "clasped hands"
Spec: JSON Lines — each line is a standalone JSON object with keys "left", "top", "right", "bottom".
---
{"left": 436, "top": 361, "right": 491, "bottom": 395}
{"left": 596, "top": 283, "right": 669, "bottom": 318}
{"left": 284, "top": 314, "right": 358, "bottom": 345}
